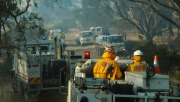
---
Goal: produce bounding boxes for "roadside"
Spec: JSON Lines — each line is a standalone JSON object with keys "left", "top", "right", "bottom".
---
{"left": 0, "top": 77, "right": 24, "bottom": 102}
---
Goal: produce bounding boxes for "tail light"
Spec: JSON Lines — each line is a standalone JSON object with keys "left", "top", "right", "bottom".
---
{"left": 84, "top": 51, "right": 90, "bottom": 59}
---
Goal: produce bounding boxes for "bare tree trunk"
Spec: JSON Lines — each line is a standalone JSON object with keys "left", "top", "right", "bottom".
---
{"left": 168, "top": 25, "right": 174, "bottom": 36}
{"left": 0, "top": 22, "right": 1, "bottom": 47}
{"left": 0, "top": 22, "right": 2, "bottom": 58}
{"left": 175, "top": 30, "right": 180, "bottom": 41}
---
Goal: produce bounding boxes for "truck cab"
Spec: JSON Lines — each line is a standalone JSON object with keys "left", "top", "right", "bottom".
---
{"left": 11, "top": 38, "right": 83, "bottom": 101}
{"left": 75, "top": 31, "right": 94, "bottom": 46}
{"left": 90, "top": 26, "right": 109, "bottom": 35}
{"left": 95, "top": 34, "right": 126, "bottom": 55}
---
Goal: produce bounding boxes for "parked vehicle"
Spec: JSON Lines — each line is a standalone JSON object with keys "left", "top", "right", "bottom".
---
{"left": 49, "top": 29, "right": 65, "bottom": 40}
{"left": 49, "top": 29, "right": 66, "bottom": 49}
{"left": 75, "top": 31, "right": 94, "bottom": 46}
{"left": 11, "top": 36, "right": 82, "bottom": 101}
{"left": 90, "top": 26, "right": 109, "bottom": 35}
{"left": 94, "top": 34, "right": 126, "bottom": 56}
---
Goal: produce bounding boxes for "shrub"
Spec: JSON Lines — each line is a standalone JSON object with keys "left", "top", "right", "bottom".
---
{"left": 0, "top": 57, "right": 13, "bottom": 77}
{"left": 0, "top": 78, "right": 14, "bottom": 102}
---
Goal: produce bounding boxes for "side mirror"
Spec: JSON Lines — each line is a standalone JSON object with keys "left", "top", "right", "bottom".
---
{"left": 146, "top": 66, "right": 156, "bottom": 87}
{"left": 146, "top": 66, "right": 156, "bottom": 78}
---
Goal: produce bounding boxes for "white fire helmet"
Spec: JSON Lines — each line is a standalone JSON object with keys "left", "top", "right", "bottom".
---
{"left": 133, "top": 50, "right": 143, "bottom": 56}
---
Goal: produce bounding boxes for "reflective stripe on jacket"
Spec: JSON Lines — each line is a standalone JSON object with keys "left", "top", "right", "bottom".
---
{"left": 127, "top": 62, "right": 148, "bottom": 72}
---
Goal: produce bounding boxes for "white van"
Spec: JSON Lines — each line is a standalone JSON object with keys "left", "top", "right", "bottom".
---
{"left": 90, "top": 27, "right": 109, "bottom": 35}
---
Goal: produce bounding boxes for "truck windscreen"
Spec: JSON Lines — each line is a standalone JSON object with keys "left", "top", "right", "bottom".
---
{"left": 26, "top": 46, "right": 36, "bottom": 54}
{"left": 81, "top": 32, "right": 92, "bottom": 37}
{"left": 108, "top": 36, "right": 123, "bottom": 43}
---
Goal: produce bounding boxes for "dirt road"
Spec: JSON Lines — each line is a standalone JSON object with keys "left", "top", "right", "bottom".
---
{"left": 65, "top": 30, "right": 101, "bottom": 59}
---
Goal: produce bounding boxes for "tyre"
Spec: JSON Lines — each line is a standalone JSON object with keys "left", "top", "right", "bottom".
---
{"left": 24, "top": 87, "right": 40, "bottom": 102}
{"left": 11, "top": 79, "right": 18, "bottom": 93}
{"left": 16, "top": 81, "right": 24, "bottom": 95}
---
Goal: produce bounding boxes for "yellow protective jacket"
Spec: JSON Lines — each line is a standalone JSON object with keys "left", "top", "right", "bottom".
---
{"left": 93, "top": 52, "right": 122, "bottom": 80}
{"left": 127, "top": 61, "right": 148, "bottom": 72}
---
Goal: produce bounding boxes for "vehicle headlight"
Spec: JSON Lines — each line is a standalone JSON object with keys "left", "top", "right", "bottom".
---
{"left": 80, "top": 38, "right": 85, "bottom": 41}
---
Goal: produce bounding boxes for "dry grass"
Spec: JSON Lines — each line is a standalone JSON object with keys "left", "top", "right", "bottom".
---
{"left": 126, "top": 34, "right": 145, "bottom": 41}
{"left": 169, "top": 70, "right": 180, "bottom": 84}
{"left": 0, "top": 78, "right": 14, "bottom": 102}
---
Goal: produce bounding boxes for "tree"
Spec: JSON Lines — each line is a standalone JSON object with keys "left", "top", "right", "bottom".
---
{"left": 0, "top": 0, "right": 45, "bottom": 60}
{"left": 72, "top": 0, "right": 114, "bottom": 29}
{"left": 103, "top": 0, "right": 171, "bottom": 41}
{"left": 127, "top": 0, "right": 180, "bottom": 51}
{"left": 129, "top": 0, "right": 180, "bottom": 29}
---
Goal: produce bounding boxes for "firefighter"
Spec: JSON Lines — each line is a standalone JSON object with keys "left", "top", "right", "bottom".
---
{"left": 93, "top": 46, "right": 122, "bottom": 80}
{"left": 48, "top": 33, "right": 53, "bottom": 40}
{"left": 127, "top": 50, "right": 149, "bottom": 72}
{"left": 59, "top": 32, "right": 65, "bottom": 39}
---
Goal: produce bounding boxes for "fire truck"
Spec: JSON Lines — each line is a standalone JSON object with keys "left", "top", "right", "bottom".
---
{"left": 11, "top": 36, "right": 82, "bottom": 101}
{"left": 75, "top": 31, "right": 94, "bottom": 46}
{"left": 67, "top": 59, "right": 180, "bottom": 102}
{"left": 49, "top": 29, "right": 65, "bottom": 40}
{"left": 94, "top": 34, "right": 126, "bottom": 56}
{"left": 49, "top": 29, "right": 66, "bottom": 49}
